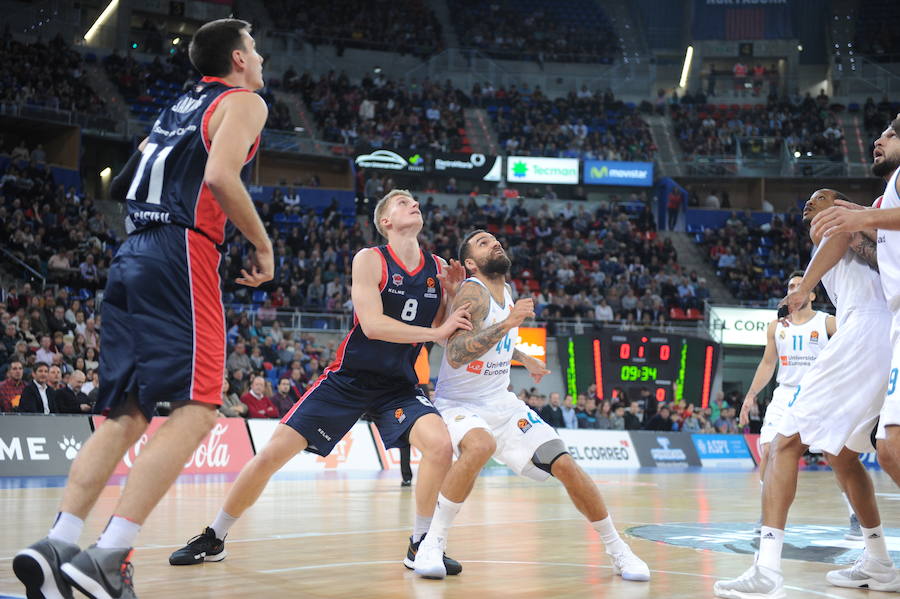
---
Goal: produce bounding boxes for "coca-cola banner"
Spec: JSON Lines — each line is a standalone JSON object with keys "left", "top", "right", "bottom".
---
{"left": 92, "top": 416, "right": 254, "bottom": 475}
{"left": 247, "top": 420, "right": 381, "bottom": 471}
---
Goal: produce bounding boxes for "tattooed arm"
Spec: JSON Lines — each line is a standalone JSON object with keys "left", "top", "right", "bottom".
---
{"left": 849, "top": 230, "right": 878, "bottom": 271}
{"left": 445, "top": 282, "right": 535, "bottom": 369}
{"left": 512, "top": 348, "right": 551, "bottom": 383}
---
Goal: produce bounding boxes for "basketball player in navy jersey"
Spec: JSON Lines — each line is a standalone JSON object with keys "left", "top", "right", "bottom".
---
{"left": 13, "top": 19, "right": 272, "bottom": 599}
{"left": 168, "top": 189, "right": 473, "bottom": 574}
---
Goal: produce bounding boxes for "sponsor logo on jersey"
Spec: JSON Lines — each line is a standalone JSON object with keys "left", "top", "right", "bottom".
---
{"left": 426, "top": 277, "right": 436, "bottom": 293}
{"left": 517, "top": 418, "right": 532, "bottom": 433}
{"left": 171, "top": 94, "right": 206, "bottom": 114}
{"left": 780, "top": 355, "right": 789, "bottom": 366}
{"left": 810, "top": 330, "right": 819, "bottom": 345}
{"left": 392, "top": 273, "right": 404, "bottom": 286}
{"left": 466, "top": 360, "right": 485, "bottom": 374}
{"left": 395, "top": 408, "right": 406, "bottom": 424}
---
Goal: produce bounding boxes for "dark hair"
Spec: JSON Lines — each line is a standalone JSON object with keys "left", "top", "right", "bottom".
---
{"left": 189, "top": 19, "right": 251, "bottom": 77}
{"left": 458, "top": 229, "right": 487, "bottom": 273}
{"left": 34, "top": 361, "right": 49, "bottom": 371}
{"left": 785, "top": 270, "right": 805, "bottom": 285}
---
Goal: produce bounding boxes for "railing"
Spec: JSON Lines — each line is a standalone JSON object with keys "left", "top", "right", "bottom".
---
{"left": 832, "top": 55, "right": 900, "bottom": 98}
{"left": 0, "top": 248, "right": 46, "bottom": 291}
{"left": 0, "top": 101, "right": 121, "bottom": 135}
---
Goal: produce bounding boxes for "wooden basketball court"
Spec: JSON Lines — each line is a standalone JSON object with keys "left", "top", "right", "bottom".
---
{"left": 1, "top": 468, "right": 897, "bottom": 598}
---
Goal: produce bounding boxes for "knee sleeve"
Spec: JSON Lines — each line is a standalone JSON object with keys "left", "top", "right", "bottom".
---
{"left": 530, "top": 438, "right": 569, "bottom": 475}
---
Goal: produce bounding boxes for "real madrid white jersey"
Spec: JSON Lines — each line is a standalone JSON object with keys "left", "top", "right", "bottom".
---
{"left": 878, "top": 167, "right": 900, "bottom": 307}
{"left": 434, "top": 278, "right": 520, "bottom": 414}
{"left": 774, "top": 311, "right": 830, "bottom": 387}
{"left": 815, "top": 239, "right": 887, "bottom": 325}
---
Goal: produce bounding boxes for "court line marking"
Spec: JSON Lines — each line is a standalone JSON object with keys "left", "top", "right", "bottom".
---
{"left": 258, "top": 559, "right": 848, "bottom": 597}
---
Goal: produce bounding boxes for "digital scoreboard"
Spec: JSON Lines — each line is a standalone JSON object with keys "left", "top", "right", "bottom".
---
{"left": 560, "top": 331, "right": 719, "bottom": 406}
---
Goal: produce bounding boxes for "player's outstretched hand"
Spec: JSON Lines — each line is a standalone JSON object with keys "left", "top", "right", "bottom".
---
{"left": 437, "top": 259, "right": 467, "bottom": 298}
{"left": 506, "top": 298, "right": 535, "bottom": 328}
{"left": 237, "top": 242, "right": 274, "bottom": 287}
{"left": 436, "top": 303, "right": 473, "bottom": 342}
{"left": 523, "top": 357, "right": 550, "bottom": 384}
{"left": 811, "top": 206, "right": 867, "bottom": 238}
{"left": 739, "top": 395, "right": 755, "bottom": 427}
{"left": 778, "top": 288, "right": 809, "bottom": 315}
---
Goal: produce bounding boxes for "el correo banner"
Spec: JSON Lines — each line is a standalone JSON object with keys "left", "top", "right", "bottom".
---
{"left": 707, "top": 306, "right": 777, "bottom": 346}
{"left": 506, "top": 156, "right": 579, "bottom": 184}
{"left": 583, "top": 160, "right": 654, "bottom": 187}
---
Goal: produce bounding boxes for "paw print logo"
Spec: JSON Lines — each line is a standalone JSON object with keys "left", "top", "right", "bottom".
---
{"left": 59, "top": 437, "right": 82, "bottom": 460}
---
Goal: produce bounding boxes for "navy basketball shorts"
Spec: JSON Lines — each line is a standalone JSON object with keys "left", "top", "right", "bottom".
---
{"left": 281, "top": 370, "right": 439, "bottom": 456}
{"left": 96, "top": 226, "right": 225, "bottom": 420}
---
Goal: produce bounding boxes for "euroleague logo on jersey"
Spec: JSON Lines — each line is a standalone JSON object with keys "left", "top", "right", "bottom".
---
{"left": 425, "top": 276, "right": 438, "bottom": 298}
{"left": 392, "top": 273, "right": 404, "bottom": 286}
{"left": 810, "top": 330, "right": 819, "bottom": 345}
{"left": 517, "top": 418, "right": 532, "bottom": 433}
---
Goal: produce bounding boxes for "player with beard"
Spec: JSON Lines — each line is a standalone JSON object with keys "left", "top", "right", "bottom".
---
{"left": 410, "top": 230, "right": 650, "bottom": 582}
{"left": 715, "top": 189, "right": 899, "bottom": 598}
{"left": 810, "top": 113, "right": 900, "bottom": 488}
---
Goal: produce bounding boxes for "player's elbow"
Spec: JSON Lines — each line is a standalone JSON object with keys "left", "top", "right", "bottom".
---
{"left": 204, "top": 165, "right": 236, "bottom": 194}
{"left": 357, "top": 317, "right": 380, "bottom": 341}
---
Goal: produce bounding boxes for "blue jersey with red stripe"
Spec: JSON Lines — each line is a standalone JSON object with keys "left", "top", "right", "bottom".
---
{"left": 123, "top": 76, "right": 260, "bottom": 245}
{"left": 330, "top": 245, "right": 443, "bottom": 386}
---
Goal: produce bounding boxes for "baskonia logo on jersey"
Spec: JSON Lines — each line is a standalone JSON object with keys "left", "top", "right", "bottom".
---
{"left": 810, "top": 330, "right": 819, "bottom": 345}
{"left": 392, "top": 274, "right": 403, "bottom": 286}
{"left": 395, "top": 408, "right": 406, "bottom": 424}
{"left": 517, "top": 418, "right": 532, "bottom": 433}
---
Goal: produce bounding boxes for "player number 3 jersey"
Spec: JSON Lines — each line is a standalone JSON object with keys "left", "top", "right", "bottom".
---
{"left": 435, "top": 278, "right": 519, "bottom": 412}
{"left": 773, "top": 311, "right": 830, "bottom": 387}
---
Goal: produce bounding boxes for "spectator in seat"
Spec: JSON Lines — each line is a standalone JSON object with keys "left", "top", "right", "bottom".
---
{"left": 0, "top": 360, "right": 26, "bottom": 412}
{"left": 270, "top": 377, "right": 297, "bottom": 417}
{"left": 596, "top": 400, "right": 613, "bottom": 429}
{"left": 560, "top": 393, "right": 577, "bottom": 429}
{"left": 624, "top": 400, "right": 643, "bottom": 430}
{"left": 18, "top": 362, "right": 58, "bottom": 414}
{"left": 240, "top": 375, "right": 279, "bottom": 418}
{"left": 48, "top": 364, "right": 64, "bottom": 391}
{"left": 643, "top": 405, "right": 674, "bottom": 431}
{"left": 609, "top": 403, "right": 626, "bottom": 430}
{"left": 577, "top": 396, "right": 599, "bottom": 429}
{"left": 56, "top": 369, "right": 91, "bottom": 413}
{"left": 715, "top": 406, "right": 739, "bottom": 434}
{"left": 35, "top": 335, "right": 57, "bottom": 365}
{"left": 227, "top": 341, "right": 253, "bottom": 376}
{"left": 219, "top": 379, "right": 248, "bottom": 418}
{"left": 539, "top": 391, "right": 565, "bottom": 428}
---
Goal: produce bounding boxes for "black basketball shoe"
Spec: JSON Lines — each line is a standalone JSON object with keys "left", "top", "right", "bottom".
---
{"left": 168, "top": 528, "right": 227, "bottom": 566}
{"left": 402, "top": 534, "right": 462, "bottom": 575}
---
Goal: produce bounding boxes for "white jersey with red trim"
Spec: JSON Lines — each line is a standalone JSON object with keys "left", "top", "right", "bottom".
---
{"left": 773, "top": 311, "right": 830, "bottom": 387}
{"left": 878, "top": 167, "right": 900, "bottom": 307}
{"left": 434, "top": 278, "right": 520, "bottom": 415}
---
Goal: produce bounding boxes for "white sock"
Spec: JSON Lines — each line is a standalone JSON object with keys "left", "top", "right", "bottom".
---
{"left": 48, "top": 512, "right": 84, "bottom": 545}
{"left": 758, "top": 526, "right": 784, "bottom": 572}
{"left": 424, "top": 493, "right": 463, "bottom": 541}
{"left": 862, "top": 525, "right": 891, "bottom": 562}
{"left": 841, "top": 492, "right": 855, "bottom": 518}
{"left": 413, "top": 513, "right": 432, "bottom": 544}
{"left": 210, "top": 509, "right": 238, "bottom": 540}
{"left": 593, "top": 516, "right": 628, "bottom": 554}
{"left": 96, "top": 516, "right": 141, "bottom": 549}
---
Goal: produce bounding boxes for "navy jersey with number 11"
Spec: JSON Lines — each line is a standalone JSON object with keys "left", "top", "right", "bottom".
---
{"left": 124, "top": 76, "right": 260, "bottom": 244}
{"left": 327, "top": 246, "right": 443, "bottom": 386}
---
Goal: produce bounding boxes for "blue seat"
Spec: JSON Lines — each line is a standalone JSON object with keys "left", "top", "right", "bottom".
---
{"left": 252, "top": 290, "right": 267, "bottom": 303}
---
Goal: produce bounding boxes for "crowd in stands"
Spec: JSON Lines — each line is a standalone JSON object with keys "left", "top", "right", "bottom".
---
{"left": 484, "top": 85, "right": 656, "bottom": 161}
{"left": 282, "top": 69, "right": 469, "bottom": 151}
{"left": 853, "top": 1, "right": 900, "bottom": 61}
{"left": 265, "top": 0, "right": 443, "bottom": 59}
{"left": 0, "top": 32, "right": 107, "bottom": 116}
{"left": 862, "top": 96, "right": 900, "bottom": 141}
{"left": 522, "top": 387, "right": 747, "bottom": 434}
{"left": 670, "top": 89, "right": 844, "bottom": 160}
{"left": 447, "top": 0, "right": 619, "bottom": 64}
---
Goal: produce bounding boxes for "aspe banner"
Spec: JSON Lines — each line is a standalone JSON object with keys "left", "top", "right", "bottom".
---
{"left": 0, "top": 415, "right": 93, "bottom": 477}
{"left": 583, "top": 160, "right": 654, "bottom": 187}
{"left": 248, "top": 420, "right": 381, "bottom": 471}
{"left": 506, "top": 156, "right": 579, "bottom": 184}
{"left": 433, "top": 152, "right": 502, "bottom": 181}
{"left": 629, "top": 431, "right": 702, "bottom": 467}
{"left": 691, "top": 433, "right": 755, "bottom": 468}
{"left": 557, "top": 429, "right": 641, "bottom": 470}
{"left": 93, "top": 416, "right": 254, "bottom": 475}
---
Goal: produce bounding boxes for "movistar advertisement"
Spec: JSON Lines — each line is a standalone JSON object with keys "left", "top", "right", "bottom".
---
{"left": 506, "top": 156, "right": 579, "bottom": 184}
{"left": 354, "top": 149, "right": 427, "bottom": 172}
{"left": 583, "top": 160, "right": 654, "bottom": 187}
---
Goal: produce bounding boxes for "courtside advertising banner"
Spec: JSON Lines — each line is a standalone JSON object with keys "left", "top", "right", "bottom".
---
{"left": 93, "top": 416, "right": 254, "bottom": 475}
{"left": 691, "top": 434, "right": 755, "bottom": 468}
{"left": 707, "top": 306, "right": 777, "bottom": 346}
{"left": 744, "top": 433, "right": 762, "bottom": 465}
{"left": 512, "top": 326, "right": 547, "bottom": 366}
{"left": 557, "top": 429, "right": 641, "bottom": 470}
{"left": 433, "top": 152, "right": 502, "bottom": 181}
{"left": 0, "top": 415, "right": 93, "bottom": 476}
{"left": 248, "top": 420, "right": 381, "bottom": 471}
{"left": 506, "top": 156, "right": 579, "bottom": 184}
{"left": 369, "top": 422, "right": 424, "bottom": 470}
{"left": 629, "top": 431, "right": 702, "bottom": 467}
{"left": 583, "top": 160, "right": 654, "bottom": 187}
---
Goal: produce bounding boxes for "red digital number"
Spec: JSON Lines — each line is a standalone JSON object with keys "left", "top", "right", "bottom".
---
{"left": 619, "top": 343, "right": 631, "bottom": 359}
{"left": 659, "top": 344, "right": 671, "bottom": 361}
{"left": 656, "top": 388, "right": 666, "bottom": 402}
{"left": 638, "top": 345, "right": 645, "bottom": 358}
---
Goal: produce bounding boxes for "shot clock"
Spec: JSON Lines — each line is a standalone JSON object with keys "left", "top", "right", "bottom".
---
{"left": 560, "top": 331, "right": 719, "bottom": 407}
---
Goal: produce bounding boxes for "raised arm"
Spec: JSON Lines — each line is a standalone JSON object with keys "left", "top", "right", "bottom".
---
{"left": 739, "top": 320, "right": 778, "bottom": 426}
{"left": 352, "top": 249, "right": 472, "bottom": 344}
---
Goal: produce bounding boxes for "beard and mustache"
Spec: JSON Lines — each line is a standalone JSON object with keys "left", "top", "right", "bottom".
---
{"left": 477, "top": 252, "right": 511, "bottom": 277}
{"left": 873, "top": 155, "right": 900, "bottom": 178}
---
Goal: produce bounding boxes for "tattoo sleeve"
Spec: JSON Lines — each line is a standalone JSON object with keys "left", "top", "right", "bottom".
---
{"left": 849, "top": 232, "right": 879, "bottom": 270}
{"left": 446, "top": 283, "right": 510, "bottom": 368}
{"left": 512, "top": 348, "right": 528, "bottom": 363}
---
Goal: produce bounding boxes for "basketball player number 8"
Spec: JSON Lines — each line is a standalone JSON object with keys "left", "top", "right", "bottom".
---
{"left": 401, "top": 299, "right": 418, "bottom": 322}
{"left": 889, "top": 368, "right": 899, "bottom": 396}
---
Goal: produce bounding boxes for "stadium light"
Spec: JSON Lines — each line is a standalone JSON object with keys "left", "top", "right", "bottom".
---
{"left": 100, "top": 167, "right": 112, "bottom": 178}
{"left": 84, "top": 0, "right": 119, "bottom": 43}
{"left": 679, "top": 45, "right": 694, "bottom": 89}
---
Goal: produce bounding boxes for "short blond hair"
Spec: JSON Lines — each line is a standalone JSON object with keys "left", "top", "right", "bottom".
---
{"left": 373, "top": 189, "right": 414, "bottom": 238}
